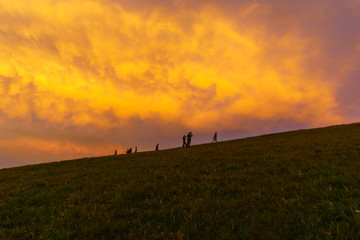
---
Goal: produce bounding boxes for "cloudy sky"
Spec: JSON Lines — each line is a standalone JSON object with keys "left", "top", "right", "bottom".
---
{"left": 0, "top": 0, "right": 359, "bottom": 168}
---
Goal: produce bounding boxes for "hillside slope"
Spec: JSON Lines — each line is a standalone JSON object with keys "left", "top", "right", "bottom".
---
{"left": 1, "top": 123, "right": 360, "bottom": 239}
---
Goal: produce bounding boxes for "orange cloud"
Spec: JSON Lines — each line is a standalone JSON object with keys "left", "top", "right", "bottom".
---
{"left": 0, "top": 1, "right": 342, "bottom": 128}
{"left": 1, "top": 0, "right": 357, "bottom": 167}
{"left": 0, "top": 137, "right": 90, "bottom": 156}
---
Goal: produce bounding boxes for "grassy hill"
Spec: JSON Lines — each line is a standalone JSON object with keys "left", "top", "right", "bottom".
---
{"left": 1, "top": 123, "right": 360, "bottom": 239}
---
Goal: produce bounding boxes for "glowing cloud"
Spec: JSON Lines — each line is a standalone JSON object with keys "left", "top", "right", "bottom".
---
{"left": 0, "top": 0, "right": 358, "bottom": 167}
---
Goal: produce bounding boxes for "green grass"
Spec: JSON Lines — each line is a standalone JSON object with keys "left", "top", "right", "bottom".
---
{"left": 1, "top": 123, "right": 360, "bottom": 239}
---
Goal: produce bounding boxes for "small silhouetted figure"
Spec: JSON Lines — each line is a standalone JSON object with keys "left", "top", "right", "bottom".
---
{"left": 126, "top": 148, "right": 132, "bottom": 154}
{"left": 155, "top": 143, "right": 159, "bottom": 151}
{"left": 182, "top": 135, "right": 187, "bottom": 147}
{"left": 135, "top": 146, "right": 137, "bottom": 153}
{"left": 212, "top": 132, "right": 217, "bottom": 143}
{"left": 114, "top": 149, "right": 117, "bottom": 156}
{"left": 187, "top": 132, "right": 193, "bottom": 147}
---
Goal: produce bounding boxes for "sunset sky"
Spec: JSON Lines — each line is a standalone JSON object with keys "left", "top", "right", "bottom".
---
{"left": 1, "top": 0, "right": 359, "bottom": 168}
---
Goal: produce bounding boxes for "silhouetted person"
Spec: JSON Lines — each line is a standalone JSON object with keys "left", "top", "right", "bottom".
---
{"left": 135, "top": 146, "right": 137, "bottom": 153}
{"left": 182, "top": 135, "right": 186, "bottom": 147}
{"left": 212, "top": 132, "right": 217, "bottom": 143}
{"left": 126, "top": 148, "right": 132, "bottom": 154}
{"left": 155, "top": 143, "right": 159, "bottom": 151}
{"left": 187, "top": 132, "right": 193, "bottom": 147}
{"left": 114, "top": 149, "right": 117, "bottom": 156}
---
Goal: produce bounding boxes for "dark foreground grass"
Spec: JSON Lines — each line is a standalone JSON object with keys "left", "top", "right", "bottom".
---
{"left": 1, "top": 123, "right": 360, "bottom": 239}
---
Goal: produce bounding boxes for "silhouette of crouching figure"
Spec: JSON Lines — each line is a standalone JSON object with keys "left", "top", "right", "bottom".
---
{"left": 126, "top": 148, "right": 132, "bottom": 154}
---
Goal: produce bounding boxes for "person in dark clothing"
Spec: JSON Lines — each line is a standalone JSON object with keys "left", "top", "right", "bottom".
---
{"left": 212, "top": 132, "right": 217, "bottom": 143}
{"left": 155, "top": 143, "right": 159, "bottom": 151}
{"left": 114, "top": 149, "right": 117, "bottom": 156}
{"left": 187, "top": 132, "right": 193, "bottom": 147}
{"left": 126, "top": 148, "right": 132, "bottom": 154}
{"left": 135, "top": 146, "right": 137, "bottom": 153}
{"left": 182, "top": 135, "right": 187, "bottom": 147}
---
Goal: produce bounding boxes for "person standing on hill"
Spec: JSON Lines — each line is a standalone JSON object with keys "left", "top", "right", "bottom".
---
{"left": 155, "top": 143, "right": 159, "bottom": 151}
{"left": 212, "top": 132, "right": 217, "bottom": 143}
{"left": 114, "top": 149, "right": 117, "bottom": 156}
{"left": 187, "top": 132, "right": 193, "bottom": 147}
{"left": 182, "top": 135, "right": 187, "bottom": 147}
{"left": 135, "top": 146, "right": 137, "bottom": 153}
